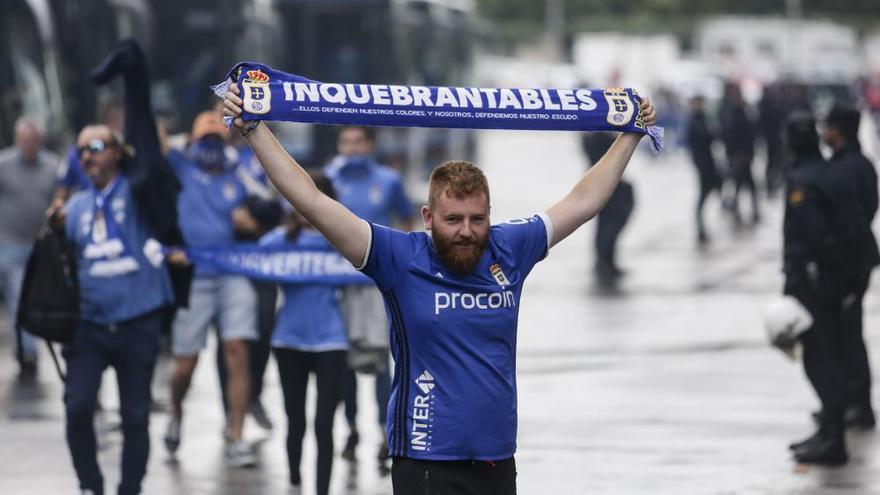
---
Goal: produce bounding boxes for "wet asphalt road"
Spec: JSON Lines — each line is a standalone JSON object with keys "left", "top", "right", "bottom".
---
{"left": 2, "top": 130, "right": 880, "bottom": 494}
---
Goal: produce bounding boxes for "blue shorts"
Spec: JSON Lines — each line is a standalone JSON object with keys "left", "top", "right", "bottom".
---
{"left": 172, "top": 275, "right": 257, "bottom": 356}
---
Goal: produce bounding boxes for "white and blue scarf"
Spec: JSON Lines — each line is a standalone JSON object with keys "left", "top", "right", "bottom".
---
{"left": 213, "top": 62, "right": 664, "bottom": 152}
{"left": 83, "top": 178, "right": 140, "bottom": 277}
{"left": 181, "top": 244, "right": 371, "bottom": 286}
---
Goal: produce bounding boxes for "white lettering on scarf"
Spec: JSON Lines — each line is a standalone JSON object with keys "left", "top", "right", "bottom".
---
{"left": 284, "top": 82, "right": 598, "bottom": 112}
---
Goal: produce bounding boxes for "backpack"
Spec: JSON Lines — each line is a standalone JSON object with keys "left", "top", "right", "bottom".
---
{"left": 16, "top": 225, "right": 80, "bottom": 380}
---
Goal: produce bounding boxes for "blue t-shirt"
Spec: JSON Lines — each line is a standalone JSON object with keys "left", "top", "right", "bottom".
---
{"left": 168, "top": 148, "right": 247, "bottom": 276}
{"left": 236, "top": 145, "right": 270, "bottom": 187}
{"left": 360, "top": 213, "right": 552, "bottom": 461}
{"left": 262, "top": 228, "right": 349, "bottom": 352}
{"left": 65, "top": 177, "right": 174, "bottom": 324}
{"left": 325, "top": 156, "right": 413, "bottom": 227}
{"left": 57, "top": 146, "right": 92, "bottom": 192}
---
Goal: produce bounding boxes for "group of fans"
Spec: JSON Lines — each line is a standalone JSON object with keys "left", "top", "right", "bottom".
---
{"left": 8, "top": 37, "right": 876, "bottom": 495}
{"left": 5, "top": 78, "right": 413, "bottom": 495}
{"left": 76, "top": 113, "right": 406, "bottom": 494}
{"left": 1, "top": 36, "right": 658, "bottom": 494}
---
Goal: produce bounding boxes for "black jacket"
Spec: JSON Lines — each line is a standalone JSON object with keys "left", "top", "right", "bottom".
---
{"left": 686, "top": 110, "right": 719, "bottom": 182}
{"left": 90, "top": 39, "right": 193, "bottom": 307}
{"left": 830, "top": 144, "right": 880, "bottom": 272}
{"left": 783, "top": 153, "right": 864, "bottom": 302}
{"left": 719, "top": 100, "right": 755, "bottom": 157}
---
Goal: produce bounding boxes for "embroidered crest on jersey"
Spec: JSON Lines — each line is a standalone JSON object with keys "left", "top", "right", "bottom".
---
{"left": 369, "top": 185, "right": 383, "bottom": 205}
{"left": 223, "top": 182, "right": 237, "bottom": 201}
{"left": 489, "top": 263, "right": 510, "bottom": 286}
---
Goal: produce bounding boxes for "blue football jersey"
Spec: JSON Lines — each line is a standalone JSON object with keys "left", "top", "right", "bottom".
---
{"left": 325, "top": 156, "right": 413, "bottom": 227}
{"left": 360, "top": 213, "right": 552, "bottom": 461}
{"left": 167, "top": 149, "right": 247, "bottom": 276}
{"left": 262, "top": 228, "right": 349, "bottom": 352}
{"left": 65, "top": 177, "right": 174, "bottom": 324}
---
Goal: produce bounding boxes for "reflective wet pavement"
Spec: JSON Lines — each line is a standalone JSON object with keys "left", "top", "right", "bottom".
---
{"left": 2, "top": 130, "right": 880, "bottom": 494}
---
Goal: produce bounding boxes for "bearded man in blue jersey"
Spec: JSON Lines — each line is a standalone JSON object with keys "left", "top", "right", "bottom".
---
{"left": 223, "top": 84, "right": 655, "bottom": 494}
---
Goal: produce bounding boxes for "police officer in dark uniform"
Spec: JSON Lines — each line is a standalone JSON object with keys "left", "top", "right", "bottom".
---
{"left": 822, "top": 105, "right": 880, "bottom": 428}
{"left": 759, "top": 83, "right": 786, "bottom": 196}
{"left": 581, "top": 131, "right": 635, "bottom": 285}
{"left": 783, "top": 112, "right": 863, "bottom": 465}
{"left": 685, "top": 95, "right": 722, "bottom": 244}
{"left": 719, "top": 82, "right": 760, "bottom": 225}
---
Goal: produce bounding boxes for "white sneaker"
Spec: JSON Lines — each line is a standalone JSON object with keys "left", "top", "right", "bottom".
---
{"left": 225, "top": 440, "right": 257, "bottom": 468}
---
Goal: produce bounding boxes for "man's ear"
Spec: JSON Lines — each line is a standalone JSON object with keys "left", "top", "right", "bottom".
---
{"left": 111, "top": 145, "right": 124, "bottom": 163}
{"left": 421, "top": 205, "right": 432, "bottom": 231}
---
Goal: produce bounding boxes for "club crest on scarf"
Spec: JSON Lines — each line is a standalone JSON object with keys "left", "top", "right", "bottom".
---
{"left": 242, "top": 69, "right": 271, "bottom": 115}
{"left": 603, "top": 88, "right": 636, "bottom": 127}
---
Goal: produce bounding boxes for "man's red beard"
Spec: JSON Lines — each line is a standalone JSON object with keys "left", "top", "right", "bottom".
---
{"left": 432, "top": 230, "right": 488, "bottom": 275}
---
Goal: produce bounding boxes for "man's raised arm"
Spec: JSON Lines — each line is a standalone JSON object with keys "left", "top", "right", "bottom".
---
{"left": 223, "top": 85, "right": 371, "bottom": 267}
{"left": 545, "top": 98, "right": 656, "bottom": 248}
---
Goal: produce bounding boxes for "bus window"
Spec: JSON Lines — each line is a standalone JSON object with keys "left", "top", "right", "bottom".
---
{"left": 0, "top": 1, "right": 53, "bottom": 148}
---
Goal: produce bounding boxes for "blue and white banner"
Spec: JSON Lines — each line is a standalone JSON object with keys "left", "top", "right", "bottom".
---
{"left": 183, "top": 244, "right": 372, "bottom": 286}
{"left": 213, "top": 62, "right": 664, "bottom": 152}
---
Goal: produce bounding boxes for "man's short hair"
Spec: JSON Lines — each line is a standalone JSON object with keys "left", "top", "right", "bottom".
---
{"left": 824, "top": 105, "right": 861, "bottom": 142}
{"left": 338, "top": 125, "right": 375, "bottom": 142}
{"left": 428, "top": 161, "right": 490, "bottom": 209}
{"left": 14, "top": 116, "right": 43, "bottom": 136}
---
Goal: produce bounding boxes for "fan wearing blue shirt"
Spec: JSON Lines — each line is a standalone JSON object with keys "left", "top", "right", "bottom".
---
{"left": 55, "top": 124, "right": 183, "bottom": 495}
{"left": 325, "top": 126, "right": 414, "bottom": 229}
{"left": 264, "top": 174, "right": 349, "bottom": 495}
{"left": 325, "top": 125, "right": 414, "bottom": 465}
{"left": 163, "top": 111, "right": 258, "bottom": 468}
{"left": 223, "top": 84, "right": 656, "bottom": 494}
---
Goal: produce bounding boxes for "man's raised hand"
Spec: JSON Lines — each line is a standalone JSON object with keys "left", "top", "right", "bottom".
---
{"left": 223, "top": 84, "right": 246, "bottom": 130}
{"left": 640, "top": 97, "right": 656, "bottom": 127}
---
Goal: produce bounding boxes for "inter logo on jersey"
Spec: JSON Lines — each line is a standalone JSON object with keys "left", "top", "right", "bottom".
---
{"left": 412, "top": 370, "right": 435, "bottom": 452}
{"left": 415, "top": 370, "right": 435, "bottom": 394}
{"left": 489, "top": 263, "right": 510, "bottom": 286}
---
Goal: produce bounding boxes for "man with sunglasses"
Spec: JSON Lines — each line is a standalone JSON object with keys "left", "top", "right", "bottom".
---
{"left": 54, "top": 99, "right": 126, "bottom": 203}
{"left": 0, "top": 117, "right": 59, "bottom": 383}
{"left": 51, "top": 124, "right": 186, "bottom": 495}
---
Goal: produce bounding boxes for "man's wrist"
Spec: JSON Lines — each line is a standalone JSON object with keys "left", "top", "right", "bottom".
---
{"left": 240, "top": 120, "right": 261, "bottom": 137}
